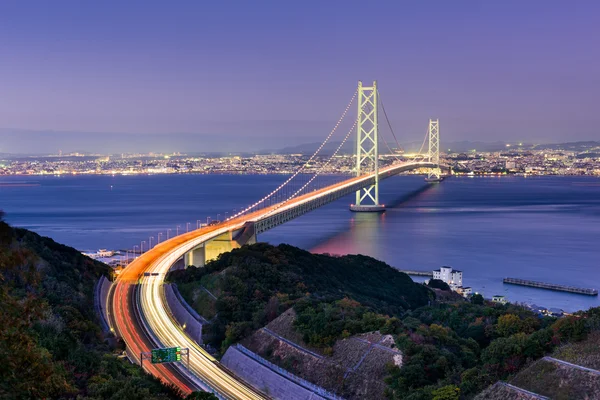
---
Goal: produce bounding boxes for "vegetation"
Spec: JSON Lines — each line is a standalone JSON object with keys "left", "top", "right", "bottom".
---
{"left": 168, "top": 243, "right": 432, "bottom": 352}
{"left": 427, "top": 279, "right": 451, "bottom": 291}
{"left": 384, "top": 303, "right": 600, "bottom": 399}
{"left": 500, "top": 329, "right": 600, "bottom": 399}
{"left": 170, "top": 242, "right": 600, "bottom": 399}
{"left": 0, "top": 213, "right": 181, "bottom": 399}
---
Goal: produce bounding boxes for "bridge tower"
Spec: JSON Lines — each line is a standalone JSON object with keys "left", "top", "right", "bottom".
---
{"left": 427, "top": 118, "right": 442, "bottom": 181}
{"left": 350, "top": 81, "right": 385, "bottom": 212}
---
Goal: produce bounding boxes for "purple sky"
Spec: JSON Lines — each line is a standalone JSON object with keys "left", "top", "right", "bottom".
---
{"left": 0, "top": 1, "right": 599, "bottom": 153}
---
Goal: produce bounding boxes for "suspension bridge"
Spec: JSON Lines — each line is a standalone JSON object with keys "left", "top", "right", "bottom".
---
{"left": 109, "top": 81, "right": 446, "bottom": 399}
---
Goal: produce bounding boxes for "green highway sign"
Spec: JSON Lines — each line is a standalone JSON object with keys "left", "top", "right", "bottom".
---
{"left": 151, "top": 347, "right": 181, "bottom": 364}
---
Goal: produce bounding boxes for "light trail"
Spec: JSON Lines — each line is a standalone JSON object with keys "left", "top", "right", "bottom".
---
{"left": 111, "top": 160, "right": 435, "bottom": 399}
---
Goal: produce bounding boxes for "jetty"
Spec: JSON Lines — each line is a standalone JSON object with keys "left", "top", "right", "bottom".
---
{"left": 400, "top": 270, "right": 433, "bottom": 277}
{"left": 503, "top": 277, "right": 598, "bottom": 296}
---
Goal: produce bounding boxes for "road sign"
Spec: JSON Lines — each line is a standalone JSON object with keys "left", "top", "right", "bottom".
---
{"left": 151, "top": 347, "right": 181, "bottom": 364}
{"left": 140, "top": 347, "right": 189, "bottom": 370}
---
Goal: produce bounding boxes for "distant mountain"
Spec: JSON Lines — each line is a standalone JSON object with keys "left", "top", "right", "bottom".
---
{"left": 263, "top": 140, "right": 600, "bottom": 155}
{"left": 2, "top": 127, "right": 598, "bottom": 156}
{"left": 261, "top": 140, "right": 518, "bottom": 155}
{"left": 0, "top": 128, "right": 304, "bottom": 155}
{"left": 260, "top": 139, "right": 432, "bottom": 155}
{"left": 530, "top": 141, "right": 600, "bottom": 152}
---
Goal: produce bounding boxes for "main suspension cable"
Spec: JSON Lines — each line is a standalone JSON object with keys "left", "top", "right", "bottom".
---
{"left": 229, "top": 89, "right": 358, "bottom": 220}
{"left": 377, "top": 90, "right": 404, "bottom": 154}
{"left": 261, "top": 113, "right": 361, "bottom": 218}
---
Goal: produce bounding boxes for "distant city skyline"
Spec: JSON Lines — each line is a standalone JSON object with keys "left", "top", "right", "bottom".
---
{"left": 1, "top": 128, "right": 599, "bottom": 155}
{"left": 1, "top": 1, "right": 599, "bottom": 153}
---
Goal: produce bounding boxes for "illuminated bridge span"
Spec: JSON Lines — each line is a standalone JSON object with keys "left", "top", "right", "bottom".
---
{"left": 109, "top": 81, "right": 446, "bottom": 398}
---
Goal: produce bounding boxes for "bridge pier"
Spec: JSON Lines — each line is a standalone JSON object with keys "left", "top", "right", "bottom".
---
{"left": 184, "top": 223, "right": 257, "bottom": 268}
{"left": 184, "top": 245, "right": 205, "bottom": 268}
{"left": 204, "top": 231, "right": 241, "bottom": 264}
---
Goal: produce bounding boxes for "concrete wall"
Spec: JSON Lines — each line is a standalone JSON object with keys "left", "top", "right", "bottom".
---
{"left": 164, "top": 283, "right": 205, "bottom": 344}
{"left": 204, "top": 231, "right": 241, "bottom": 263}
{"left": 181, "top": 223, "right": 257, "bottom": 269}
{"left": 221, "top": 345, "right": 330, "bottom": 400}
{"left": 184, "top": 245, "right": 206, "bottom": 268}
{"left": 95, "top": 275, "right": 112, "bottom": 332}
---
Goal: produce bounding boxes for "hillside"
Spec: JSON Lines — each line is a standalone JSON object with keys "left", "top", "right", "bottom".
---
{"left": 478, "top": 331, "right": 600, "bottom": 400}
{"left": 0, "top": 213, "right": 182, "bottom": 399}
{"left": 168, "top": 243, "right": 433, "bottom": 351}
{"left": 170, "top": 243, "right": 600, "bottom": 399}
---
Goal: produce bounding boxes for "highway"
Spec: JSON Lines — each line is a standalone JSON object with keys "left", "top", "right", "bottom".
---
{"left": 107, "top": 282, "right": 198, "bottom": 394}
{"left": 110, "top": 161, "right": 433, "bottom": 398}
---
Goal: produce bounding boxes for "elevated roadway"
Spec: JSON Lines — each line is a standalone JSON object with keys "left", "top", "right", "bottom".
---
{"left": 109, "top": 160, "right": 436, "bottom": 398}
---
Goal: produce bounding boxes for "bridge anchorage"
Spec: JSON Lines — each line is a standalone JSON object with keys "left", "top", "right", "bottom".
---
{"left": 350, "top": 81, "right": 385, "bottom": 212}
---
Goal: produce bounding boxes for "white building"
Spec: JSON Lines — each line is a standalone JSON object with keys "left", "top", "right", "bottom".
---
{"left": 492, "top": 295, "right": 507, "bottom": 305}
{"left": 432, "top": 266, "right": 463, "bottom": 288}
{"left": 97, "top": 249, "right": 114, "bottom": 257}
{"left": 82, "top": 249, "right": 116, "bottom": 260}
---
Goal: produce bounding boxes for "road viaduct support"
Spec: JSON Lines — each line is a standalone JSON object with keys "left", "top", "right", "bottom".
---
{"left": 184, "top": 224, "right": 257, "bottom": 267}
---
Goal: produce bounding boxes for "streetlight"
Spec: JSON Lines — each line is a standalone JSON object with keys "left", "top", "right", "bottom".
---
{"left": 224, "top": 212, "right": 228, "bottom": 220}
{"left": 149, "top": 236, "right": 154, "bottom": 248}
{"left": 197, "top": 219, "right": 201, "bottom": 229}
{"left": 217, "top": 214, "right": 220, "bottom": 223}
{"left": 176, "top": 225, "right": 181, "bottom": 235}
{"left": 206, "top": 216, "right": 211, "bottom": 225}
{"left": 167, "top": 229, "right": 172, "bottom": 239}
{"left": 141, "top": 241, "right": 146, "bottom": 253}
{"left": 133, "top": 245, "right": 139, "bottom": 256}
{"left": 158, "top": 232, "right": 163, "bottom": 243}
{"left": 186, "top": 222, "right": 190, "bottom": 232}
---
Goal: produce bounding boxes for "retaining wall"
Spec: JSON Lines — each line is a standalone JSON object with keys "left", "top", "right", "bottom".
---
{"left": 164, "top": 283, "right": 204, "bottom": 344}
{"left": 94, "top": 275, "right": 112, "bottom": 332}
{"left": 222, "top": 345, "right": 340, "bottom": 400}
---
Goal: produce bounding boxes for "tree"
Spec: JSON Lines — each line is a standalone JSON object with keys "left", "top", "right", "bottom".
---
{"left": 427, "top": 279, "right": 451, "bottom": 291}
{"left": 460, "top": 367, "right": 489, "bottom": 396}
{"left": 432, "top": 385, "right": 460, "bottom": 400}
{"left": 481, "top": 333, "right": 528, "bottom": 376}
{"left": 496, "top": 314, "right": 524, "bottom": 337}
{"left": 552, "top": 316, "right": 588, "bottom": 342}
{"left": 471, "top": 293, "right": 484, "bottom": 305}
{"left": 0, "top": 222, "right": 182, "bottom": 400}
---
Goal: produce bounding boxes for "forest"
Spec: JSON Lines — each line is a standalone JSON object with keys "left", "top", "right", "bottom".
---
{"left": 168, "top": 242, "right": 433, "bottom": 351}
{"left": 170, "top": 242, "right": 600, "bottom": 399}
{"left": 0, "top": 213, "right": 184, "bottom": 399}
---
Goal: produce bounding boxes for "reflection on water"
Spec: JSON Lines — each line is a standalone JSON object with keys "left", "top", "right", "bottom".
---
{"left": 1, "top": 174, "right": 599, "bottom": 312}
{"left": 269, "top": 176, "right": 600, "bottom": 312}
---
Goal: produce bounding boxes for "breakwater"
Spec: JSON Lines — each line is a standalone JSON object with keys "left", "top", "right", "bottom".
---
{"left": 399, "top": 270, "right": 433, "bottom": 277}
{"left": 503, "top": 278, "right": 598, "bottom": 296}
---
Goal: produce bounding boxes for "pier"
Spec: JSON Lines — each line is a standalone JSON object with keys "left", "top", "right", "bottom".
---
{"left": 400, "top": 270, "right": 433, "bottom": 277}
{"left": 503, "top": 277, "right": 598, "bottom": 296}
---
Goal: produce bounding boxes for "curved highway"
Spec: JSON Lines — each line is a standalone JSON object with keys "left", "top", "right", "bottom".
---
{"left": 110, "top": 161, "right": 434, "bottom": 398}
